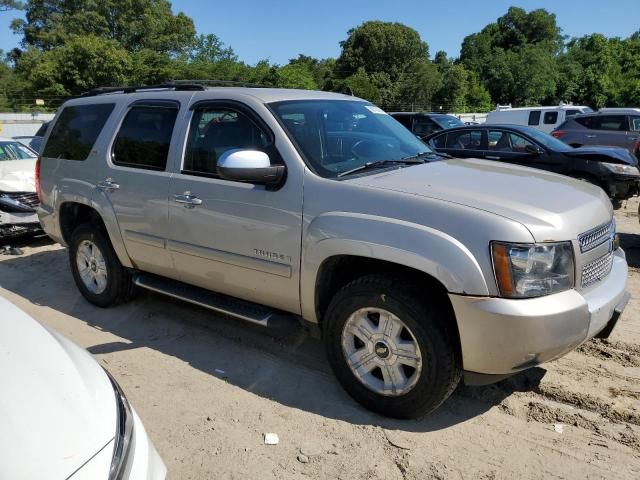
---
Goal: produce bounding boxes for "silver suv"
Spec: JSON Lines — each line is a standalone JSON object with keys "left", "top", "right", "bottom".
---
{"left": 37, "top": 85, "right": 629, "bottom": 418}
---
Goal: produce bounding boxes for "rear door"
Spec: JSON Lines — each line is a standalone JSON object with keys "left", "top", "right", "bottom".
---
{"left": 94, "top": 100, "right": 180, "bottom": 278}
{"left": 435, "top": 129, "right": 486, "bottom": 158}
{"left": 588, "top": 115, "right": 629, "bottom": 148}
{"left": 540, "top": 110, "right": 560, "bottom": 133}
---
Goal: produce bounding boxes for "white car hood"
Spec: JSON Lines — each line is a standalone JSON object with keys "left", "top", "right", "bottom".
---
{"left": 0, "top": 298, "right": 116, "bottom": 480}
{"left": 0, "top": 158, "right": 37, "bottom": 192}
{"left": 349, "top": 158, "right": 613, "bottom": 241}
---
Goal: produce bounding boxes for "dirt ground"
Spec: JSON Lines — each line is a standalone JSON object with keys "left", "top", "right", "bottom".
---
{"left": 1, "top": 200, "right": 640, "bottom": 480}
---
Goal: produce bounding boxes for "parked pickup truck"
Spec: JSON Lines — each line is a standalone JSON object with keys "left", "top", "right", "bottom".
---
{"left": 37, "top": 85, "right": 629, "bottom": 418}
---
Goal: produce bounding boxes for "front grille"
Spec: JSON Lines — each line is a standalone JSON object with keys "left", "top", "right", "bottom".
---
{"left": 581, "top": 252, "right": 614, "bottom": 288}
{"left": 5, "top": 192, "right": 39, "bottom": 209}
{"left": 578, "top": 219, "right": 615, "bottom": 253}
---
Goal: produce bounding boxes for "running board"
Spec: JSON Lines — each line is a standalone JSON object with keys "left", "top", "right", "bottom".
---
{"left": 133, "top": 273, "right": 276, "bottom": 327}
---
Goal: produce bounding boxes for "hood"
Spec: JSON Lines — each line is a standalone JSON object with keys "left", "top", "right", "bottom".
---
{"left": 348, "top": 158, "right": 612, "bottom": 242}
{"left": 564, "top": 146, "right": 638, "bottom": 166}
{"left": 0, "top": 298, "right": 116, "bottom": 480}
{"left": 0, "top": 158, "right": 37, "bottom": 192}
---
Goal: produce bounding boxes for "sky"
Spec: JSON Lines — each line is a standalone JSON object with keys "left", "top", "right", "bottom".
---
{"left": 1, "top": 0, "right": 639, "bottom": 65}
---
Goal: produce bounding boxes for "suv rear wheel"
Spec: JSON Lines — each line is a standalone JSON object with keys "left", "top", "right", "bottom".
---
{"left": 324, "top": 274, "right": 461, "bottom": 418}
{"left": 69, "top": 224, "right": 135, "bottom": 307}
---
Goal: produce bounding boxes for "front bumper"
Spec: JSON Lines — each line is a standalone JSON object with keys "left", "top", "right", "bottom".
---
{"left": 0, "top": 210, "right": 41, "bottom": 238}
{"left": 450, "top": 249, "right": 628, "bottom": 376}
{"left": 607, "top": 175, "right": 640, "bottom": 200}
{"left": 71, "top": 409, "right": 166, "bottom": 480}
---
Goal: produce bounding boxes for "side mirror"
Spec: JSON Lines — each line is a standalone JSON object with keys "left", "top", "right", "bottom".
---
{"left": 525, "top": 144, "right": 544, "bottom": 156}
{"left": 217, "top": 149, "right": 285, "bottom": 185}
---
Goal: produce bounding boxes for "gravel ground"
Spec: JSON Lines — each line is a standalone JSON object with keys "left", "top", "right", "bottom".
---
{"left": 1, "top": 199, "right": 639, "bottom": 479}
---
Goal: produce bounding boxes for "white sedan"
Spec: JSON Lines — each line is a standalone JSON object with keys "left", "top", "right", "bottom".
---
{"left": 0, "top": 297, "right": 166, "bottom": 479}
{"left": 0, "top": 137, "right": 42, "bottom": 239}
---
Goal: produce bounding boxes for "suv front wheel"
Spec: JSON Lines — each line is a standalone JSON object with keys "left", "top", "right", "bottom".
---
{"left": 324, "top": 274, "right": 461, "bottom": 418}
{"left": 69, "top": 224, "right": 135, "bottom": 307}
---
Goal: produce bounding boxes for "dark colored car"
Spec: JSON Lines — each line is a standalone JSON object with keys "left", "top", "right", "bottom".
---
{"left": 552, "top": 110, "right": 640, "bottom": 158}
{"left": 424, "top": 124, "right": 640, "bottom": 204}
{"left": 390, "top": 112, "right": 464, "bottom": 139}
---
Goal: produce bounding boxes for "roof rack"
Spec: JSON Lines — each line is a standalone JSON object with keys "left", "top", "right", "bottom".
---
{"left": 79, "top": 79, "right": 273, "bottom": 97}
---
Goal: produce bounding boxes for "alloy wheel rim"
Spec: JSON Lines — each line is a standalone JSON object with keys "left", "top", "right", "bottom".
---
{"left": 341, "top": 307, "right": 422, "bottom": 396}
{"left": 76, "top": 240, "right": 108, "bottom": 294}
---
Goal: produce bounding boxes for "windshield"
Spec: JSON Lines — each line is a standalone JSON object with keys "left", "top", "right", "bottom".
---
{"left": 0, "top": 141, "right": 38, "bottom": 160}
{"left": 521, "top": 127, "right": 573, "bottom": 152}
{"left": 270, "top": 100, "right": 432, "bottom": 178}
{"left": 432, "top": 115, "right": 465, "bottom": 129}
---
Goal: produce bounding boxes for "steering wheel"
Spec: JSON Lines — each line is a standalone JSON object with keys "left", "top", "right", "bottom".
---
{"left": 351, "top": 139, "right": 394, "bottom": 159}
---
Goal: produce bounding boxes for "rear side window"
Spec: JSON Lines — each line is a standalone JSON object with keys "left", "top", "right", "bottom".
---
{"left": 413, "top": 117, "right": 440, "bottom": 136}
{"left": 544, "top": 112, "right": 558, "bottom": 124}
{"left": 43, "top": 104, "right": 114, "bottom": 160}
{"left": 566, "top": 109, "right": 582, "bottom": 117}
{"left": 392, "top": 115, "right": 412, "bottom": 129}
{"left": 574, "top": 116, "right": 595, "bottom": 129}
{"left": 445, "top": 130, "right": 483, "bottom": 149}
{"left": 631, "top": 116, "right": 640, "bottom": 131}
{"left": 528, "top": 111, "right": 541, "bottom": 126}
{"left": 595, "top": 115, "right": 627, "bottom": 131}
{"left": 112, "top": 106, "right": 178, "bottom": 170}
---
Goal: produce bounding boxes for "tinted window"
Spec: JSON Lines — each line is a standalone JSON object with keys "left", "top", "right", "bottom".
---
{"left": 595, "top": 115, "right": 627, "bottom": 131}
{"left": 544, "top": 111, "right": 558, "bottom": 124}
{"left": 528, "top": 111, "right": 541, "bottom": 126}
{"left": 431, "top": 115, "right": 465, "bottom": 129}
{"left": 631, "top": 117, "right": 640, "bottom": 131}
{"left": 112, "top": 107, "right": 177, "bottom": 170}
{"left": 392, "top": 115, "right": 412, "bottom": 129}
{"left": 489, "top": 130, "right": 536, "bottom": 153}
{"left": 413, "top": 117, "right": 440, "bottom": 136}
{"left": 574, "top": 116, "right": 595, "bottom": 129}
{"left": 43, "top": 104, "right": 114, "bottom": 160}
{"left": 446, "top": 130, "right": 483, "bottom": 149}
{"left": 183, "top": 107, "right": 270, "bottom": 176}
{"left": 566, "top": 109, "right": 582, "bottom": 117}
{"left": 431, "top": 133, "right": 447, "bottom": 148}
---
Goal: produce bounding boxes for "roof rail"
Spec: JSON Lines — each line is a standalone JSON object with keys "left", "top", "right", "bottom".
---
{"left": 78, "top": 79, "right": 274, "bottom": 97}
{"left": 79, "top": 82, "right": 206, "bottom": 97}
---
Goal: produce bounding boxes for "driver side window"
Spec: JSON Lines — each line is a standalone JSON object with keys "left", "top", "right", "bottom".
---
{"left": 183, "top": 107, "right": 270, "bottom": 177}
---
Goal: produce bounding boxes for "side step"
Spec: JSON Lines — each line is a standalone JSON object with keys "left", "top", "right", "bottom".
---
{"left": 133, "top": 273, "right": 277, "bottom": 327}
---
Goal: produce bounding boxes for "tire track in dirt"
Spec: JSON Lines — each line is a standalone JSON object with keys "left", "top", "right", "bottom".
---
{"left": 576, "top": 339, "right": 640, "bottom": 367}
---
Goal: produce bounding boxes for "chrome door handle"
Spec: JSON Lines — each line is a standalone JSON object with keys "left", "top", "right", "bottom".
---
{"left": 97, "top": 178, "right": 120, "bottom": 192}
{"left": 173, "top": 192, "right": 202, "bottom": 208}
{"left": 485, "top": 155, "right": 501, "bottom": 160}
{"left": 586, "top": 135, "right": 597, "bottom": 138}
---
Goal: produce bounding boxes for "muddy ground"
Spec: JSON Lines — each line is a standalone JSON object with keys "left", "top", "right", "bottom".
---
{"left": 1, "top": 200, "right": 639, "bottom": 479}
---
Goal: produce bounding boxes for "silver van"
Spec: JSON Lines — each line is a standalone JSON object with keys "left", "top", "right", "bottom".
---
{"left": 37, "top": 85, "right": 629, "bottom": 418}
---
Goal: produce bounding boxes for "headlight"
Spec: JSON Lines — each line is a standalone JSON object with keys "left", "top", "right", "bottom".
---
{"left": 104, "top": 369, "right": 134, "bottom": 480}
{"left": 601, "top": 163, "right": 640, "bottom": 176}
{"left": 491, "top": 241, "right": 575, "bottom": 298}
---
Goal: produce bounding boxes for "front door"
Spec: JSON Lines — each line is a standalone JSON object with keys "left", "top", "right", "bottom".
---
{"left": 95, "top": 100, "right": 180, "bottom": 277}
{"left": 485, "top": 129, "right": 562, "bottom": 173}
{"left": 167, "top": 102, "right": 303, "bottom": 314}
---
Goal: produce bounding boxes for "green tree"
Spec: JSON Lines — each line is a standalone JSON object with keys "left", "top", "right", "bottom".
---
{"left": 12, "top": 0, "right": 195, "bottom": 55}
{"left": 16, "top": 35, "right": 132, "bottom": 95}
{"left": 189, "top": 34, "right": 237, "bottom": 63}
{"left": 398, "top": 60, "right": 441, "bottom": 109}
{"left": 0, "top": 0, "right": 24, "bottom": 11}
{"left": 336, "top": 21, "right": 428, "bottom": 81}
{"left": 276, "top": 63, "right": 318, "bottom": 90}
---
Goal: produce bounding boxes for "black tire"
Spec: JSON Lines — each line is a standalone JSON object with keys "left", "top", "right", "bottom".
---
{"left": 69, "top": 224, "right": 135, "bottom": 307}
{"left": 324, "top": 274, "right": 461, "bottom": 419}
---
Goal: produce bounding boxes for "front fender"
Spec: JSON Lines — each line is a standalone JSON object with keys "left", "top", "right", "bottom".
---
{"left": 300, "top": 212, "right": 489, "bottom": 323}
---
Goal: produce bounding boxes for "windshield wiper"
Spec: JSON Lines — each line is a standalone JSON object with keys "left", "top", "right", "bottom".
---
{"left": 337, "top": 158, "right": 424, "bottom": 178}
{"left": 402, "top": 151, "right": 452, "bottom": 160}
